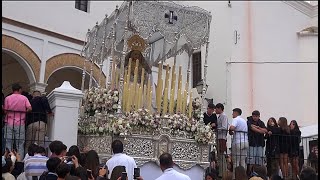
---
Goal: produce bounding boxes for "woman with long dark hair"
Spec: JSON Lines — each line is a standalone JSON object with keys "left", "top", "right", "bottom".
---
{"left": 278, "top": 117, "right": 290, "bottom": 179}
{"left": 84, "top": 150, "right": 101, "bottom": 179}
{"left": 265, "top": 117, "right": 281, "bottom": 178}
{"left": 289, "top": 120, "right": 301, "bottom": 180}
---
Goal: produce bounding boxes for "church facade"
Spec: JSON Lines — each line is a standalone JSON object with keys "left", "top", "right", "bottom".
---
{"left": 2, "top": 1, "right": 318, "bottom": 129}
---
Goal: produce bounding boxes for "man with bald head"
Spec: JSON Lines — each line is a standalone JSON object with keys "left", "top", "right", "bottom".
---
{"left": 155, "top": 153, "right": 191, "bottom": 180}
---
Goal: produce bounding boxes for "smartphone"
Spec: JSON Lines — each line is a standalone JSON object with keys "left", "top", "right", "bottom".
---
{"left": 87, "top": 169, "right": 93, "bottom": 178}
{"left": 121, "top": 172, "right": 127, "bottom": 180}
{"left": 133, "top": 168, "right": 140, "bottom": 179}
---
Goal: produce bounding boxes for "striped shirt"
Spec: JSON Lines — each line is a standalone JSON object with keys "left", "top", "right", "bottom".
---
{"left": 24, "top": 154, "right": 49, "bottom": 180}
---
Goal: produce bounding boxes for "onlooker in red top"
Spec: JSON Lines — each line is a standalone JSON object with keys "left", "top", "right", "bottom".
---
{"left": 4, "top": 83, "right": 32, "bottom": 158}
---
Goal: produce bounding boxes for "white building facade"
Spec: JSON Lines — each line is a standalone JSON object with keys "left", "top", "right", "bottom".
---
{"left": 2, "top": 1, "right": 318, "bottom": 127}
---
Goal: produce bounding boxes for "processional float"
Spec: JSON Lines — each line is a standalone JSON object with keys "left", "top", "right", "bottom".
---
{"left": 78, "top": 1, "right": 214, "bottom": 170}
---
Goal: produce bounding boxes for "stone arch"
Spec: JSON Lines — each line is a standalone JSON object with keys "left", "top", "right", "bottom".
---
{"left": 2, "top": 34, "right": 41, "bottom": 82}
{"left": 45, "top": 53, "right": 106, "bottom": 87}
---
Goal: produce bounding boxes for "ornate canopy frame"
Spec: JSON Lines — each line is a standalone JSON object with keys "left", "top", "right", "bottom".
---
{"left": 81, "top": 1, "right": 212, "bottom": 103}
{"left": 79, "top": 1, "right": 214, "bottom": 171}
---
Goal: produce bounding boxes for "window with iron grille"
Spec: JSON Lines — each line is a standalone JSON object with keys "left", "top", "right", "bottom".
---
{"left": 75, "top": 0, "right": 89, "bottom": 12}
{"left": 192, "top": 52, "right": 202, "bottom": 88}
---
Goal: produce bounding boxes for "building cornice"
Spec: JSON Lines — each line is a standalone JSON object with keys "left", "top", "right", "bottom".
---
{"left": 283, "top": 1, "right": 318, "bottom": 18}
{"left": 2, "top": 17, "right": 85, "bottom": 45}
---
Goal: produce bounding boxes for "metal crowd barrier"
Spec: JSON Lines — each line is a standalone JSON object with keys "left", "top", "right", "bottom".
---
{"left": 2, "top": 110, "right": 52, "bottom": 156}
{"left": 208, "top": 129, "right": 318, "bottom": 178}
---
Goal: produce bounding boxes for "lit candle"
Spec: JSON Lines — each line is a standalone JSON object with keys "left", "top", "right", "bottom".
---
{"left": 147, "top": 76, "right": 151, "bottom": 108}
{"left": 141, "top": 68, "right": 145, "bottom": 86}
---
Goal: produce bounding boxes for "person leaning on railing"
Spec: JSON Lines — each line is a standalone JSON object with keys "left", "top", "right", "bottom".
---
{"left": 25, "top": 90, "right": 53, "bottom": 152}
{"left": 3, "top": 83, "right": 32, "bottom": 159}
{"left": 264, "top": 117, "right": 281, "bottom": 178}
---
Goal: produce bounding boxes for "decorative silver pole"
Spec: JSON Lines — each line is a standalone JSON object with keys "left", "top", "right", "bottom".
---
{"left": 98, "top": 14, "right": 108, "bottom": 88}
{"left": 199, "top": 17, "right": 211, "bottom": 125}
{"left": 117, "top": 2, "right": 131, "bottom": 114}
{"left": 81, "top": 29, "right": 91, "bottom": 92}
{"left": 89, "top": 22, "right": 99, "bottom": 89}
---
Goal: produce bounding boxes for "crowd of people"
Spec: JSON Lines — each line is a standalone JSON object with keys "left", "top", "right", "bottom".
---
{"left": 202, "top": 103, "right": 318, "bottom": 180}
{"left": 1, "top": 83, "right": 318, "bottom": 180}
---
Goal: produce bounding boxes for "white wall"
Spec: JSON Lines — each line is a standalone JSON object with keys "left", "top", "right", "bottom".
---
{"left": 2, "top": 1, "right": 121, "bottom": 41}
{"left": 2, "top": 1, "right": 318, "bottom": 126}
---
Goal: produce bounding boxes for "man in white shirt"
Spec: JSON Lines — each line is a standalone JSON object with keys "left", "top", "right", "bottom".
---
{"left": 228, "top": 108, "right": 248, "bottom": 173}
{"left": 106, "top": 140, "right": 137, "bottom": 180}
{"left": 155, "top": 153, "right": 191, "bottom": 180}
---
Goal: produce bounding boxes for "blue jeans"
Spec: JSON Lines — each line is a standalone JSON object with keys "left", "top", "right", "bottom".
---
{"left": 4, "top": 125, "right": 25, "bottom": 157}
{"left": 247, "top": 146, "right": 264, "bottom": 165}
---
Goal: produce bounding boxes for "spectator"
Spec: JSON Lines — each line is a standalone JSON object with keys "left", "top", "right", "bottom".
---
{"left": 278, "top": 117, "right": 290, "bottom": 179}
{"left": 205, "top": 172, "right": 216, "bottom": 180}
{"left": 23, "top": 143, "right": 39, "bottom": 162}
{"left": 250, "top": 165, "right": 267, "bottom": 180}
{"left": 155, "top": 153, "right": 191, "bottom": 180}
{"left": 265, "top": 117, "right": 281, "bottom": 178}
{"left": 203, "top": 103, "right": 217, "bottom": 129}
{"left": 84, "top": 150, "right": 100, "bottom": 179}
{"left": 39, "top": 157, "right": 62, "bottom": 180}
{"left": 222, "top": 171, "right": 232, "bottom": 180}
{"left": 2, "top": 84, "right": 4, "bottom": 154}
{"left": 25, "top": 90, "right": 53, "bottom": 151}
{"left": 110, "top": 166, "right": 126, "bottom": 180}
{"left": 3, "top": 83, "right": 32, "bottom": 157}
{"left": 247, "top": 110, "right": 267, "bottom": 175}
{"left": 49, "top": 141, "right": 67, "bottom": 158}
{"left": 2, "top": 158, "right": 15, "bottom": 180}
{"left": 106, "top": 140, "right": 137, "bottom": 180}
{"left": 308, "top": 146, "right": 318, "bottom": 173}
{"left": 299, "top": 166, "right": 317, "bottom": 180}
{"left": 228, "top": 108, "right": 248, "bottom": 174}
{"left": 270, "top": 174, "right": 283, "bottom": 180}
{"left": 56, "top": 163, "right": 71, "bottom": 180}
{"left": 289, "top": 120, "right": 301, "bottom": 180}
{"left": 235, "top": 166, "right": 247, "bottom": 180}
{"left": 215, "top": 103, "right": 228, "bottom": 176}
{"left": 24, "top": 146, "right": 48, "bottom": 180}
{"left": 205, "top": 160, "right": 218, "bottom": 179}
{"left": 96, "top": 165, "right": 109, "bottom": 180}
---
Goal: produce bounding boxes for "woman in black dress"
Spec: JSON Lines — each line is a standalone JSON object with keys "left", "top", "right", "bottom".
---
{"left": 265, "top": 117, "right": 281, "bottom": 178}
{"left": 289, "top": 120, "right": 301, "bottom": 180}
{"left": 278, "top": 117, "right": 290, "bottom": 179}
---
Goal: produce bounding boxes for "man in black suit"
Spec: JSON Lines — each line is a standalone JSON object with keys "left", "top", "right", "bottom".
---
{"left": 203, "top": 103, "right": 217, "bottom": 129}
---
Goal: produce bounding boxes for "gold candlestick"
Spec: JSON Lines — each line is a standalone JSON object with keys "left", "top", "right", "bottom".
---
{"left": 156, "top": 63, "right": 163, "bottom": 111}
{"left": 188, "top": 93, "right": 192, "bottom": 118}
{"left": 143, "top": 84, "right": 147, "bottom": 108}
{"left": 148, "top": 90, "right": 152, "bottom": 113}
{"left": 133, "top": 60, "right": 139, "bottom": 110}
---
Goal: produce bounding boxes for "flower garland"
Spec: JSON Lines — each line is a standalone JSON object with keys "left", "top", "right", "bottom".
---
{"left": 79, "top": 91, "right": 212, "bottom": 144}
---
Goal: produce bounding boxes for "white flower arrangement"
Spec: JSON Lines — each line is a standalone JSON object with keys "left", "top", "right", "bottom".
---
{"left": 192, "top": 97, "right": 202, "bottom": 120}
{"left": 83, "top": 87, "right": 119, "bottom": 116}
{"left": 194, "top": 124, "right": 213, "bottom": 144}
